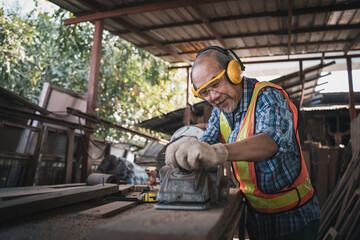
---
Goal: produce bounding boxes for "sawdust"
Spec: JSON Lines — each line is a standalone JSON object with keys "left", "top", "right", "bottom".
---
{"left": 0, "top": 200, "right": 154, "bottom": 240}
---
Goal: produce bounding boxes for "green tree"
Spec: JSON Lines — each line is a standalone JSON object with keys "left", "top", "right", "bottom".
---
{"left": 0, "top": 2, "right": 188, "bottom": 144}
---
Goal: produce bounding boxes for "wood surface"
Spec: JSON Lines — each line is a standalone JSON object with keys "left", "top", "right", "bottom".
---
{"left": 0, "top": 184, "right": 118, "bottom": 222}
{"left": 0, "top": 186, "right": 85, "bottom": 200}
{"left": 78, "top": 201, "right": 136, "bottom": 218}
{"left": 88, "top": 188, "right": 242, "bottom": 240}
{"left": 118, "top": 185, "right": 135, "bottom": 196}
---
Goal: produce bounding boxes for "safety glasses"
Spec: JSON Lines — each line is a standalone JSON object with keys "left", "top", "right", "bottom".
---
{"left": 194, "top": 69, "right": 226, "bottom": 96}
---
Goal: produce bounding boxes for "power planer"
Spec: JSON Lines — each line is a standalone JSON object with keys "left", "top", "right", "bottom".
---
{"left": 154, "top": 165, "right": 229, "bottom": 210}
{"left": 154, "top": 126, "right": 229, "bottom": 210}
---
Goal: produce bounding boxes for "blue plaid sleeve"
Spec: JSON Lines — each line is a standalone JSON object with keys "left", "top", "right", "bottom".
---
{"left": 199, "top": 107, "right": 222, "bottom": 144}
{"left": 254, "top": 87, "right": 301, "bottom": 193}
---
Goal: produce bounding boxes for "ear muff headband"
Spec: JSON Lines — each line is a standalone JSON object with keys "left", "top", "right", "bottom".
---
{"left": 192, "top": 46, "right": 245, "bottom": 98}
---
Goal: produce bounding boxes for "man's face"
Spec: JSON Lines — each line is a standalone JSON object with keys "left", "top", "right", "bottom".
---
{"left": 192, "top": 56, "right": 242, "bottom": 113}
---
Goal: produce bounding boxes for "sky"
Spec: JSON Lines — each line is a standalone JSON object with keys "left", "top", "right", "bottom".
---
{"left": 1, "top": 0, "right": 359, "bottom": 93}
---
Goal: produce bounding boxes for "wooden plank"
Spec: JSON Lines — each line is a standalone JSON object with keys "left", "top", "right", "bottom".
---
{"left": 328, "top": 147, "right": 339, "bottom": 194}
{"left": 323, "top": 227, "right": 338, "bottom": 240}
{"left": 25, "top": 126, "right": 48, "bottom": 186}
{"left": 317, "top": 147, "right": 329, "bottom": 207}
{"left": 65, "top": 129, "right": 75, "bottom": 183}
{"left": 337, "top": 197, "right": 360, "bottom": 239}
{"left": 0, "top": 186, "right": 85, "bottom": 200}
{"left": 0, "top": 184, "right": 118, "bottom": 222}
{"left": 0, "top": 183, "right": 87, "bottom": 193}
{"left": 78, "top": 201, "right": 136, "bottom": 218}
{"left": 319, "top": 151, "right": 360, "bottom": 237}
{"left": 88, "top": 189, "right": 242, "bottom": 240}
{"left": 134, "top": 185, "right": 150, "bottom": 192}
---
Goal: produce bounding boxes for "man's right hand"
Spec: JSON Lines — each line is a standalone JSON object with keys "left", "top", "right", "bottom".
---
{"left": 165, "top": 137, "right": 228, "bottom": 170}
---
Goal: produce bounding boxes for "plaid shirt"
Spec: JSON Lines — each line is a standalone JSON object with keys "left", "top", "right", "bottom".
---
{"left": 200, "top": 77, "right": 320, "bottom": 239}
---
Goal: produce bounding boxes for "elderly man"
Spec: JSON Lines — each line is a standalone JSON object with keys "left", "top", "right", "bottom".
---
{"left": 166, "top": 46, "right": 320, "bottom": 240}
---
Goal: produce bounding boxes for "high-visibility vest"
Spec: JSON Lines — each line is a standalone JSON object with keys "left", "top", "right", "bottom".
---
{"left": 220, "top": 81, "right": 314, "bottom": 213}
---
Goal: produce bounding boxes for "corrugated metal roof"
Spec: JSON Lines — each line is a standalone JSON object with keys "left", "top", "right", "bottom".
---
{"left": 301, "top": 105, "right": 360, "bottom": 111}
{"left": 48, "top": 0, "right": 360, "bottom": 108}
{"left": 49, "top": 0, "right": 360, "bottom": 63}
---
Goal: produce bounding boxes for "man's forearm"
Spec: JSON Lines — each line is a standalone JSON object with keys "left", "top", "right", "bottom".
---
{"left": 225, "top": 133, "right": 279, "bottom": 162}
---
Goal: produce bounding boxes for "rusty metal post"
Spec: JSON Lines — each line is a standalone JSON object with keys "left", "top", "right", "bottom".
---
{"left": 346, "top": 56, "right": 356, "bottom": 121}
{"left": 299, "top": 60, "right": 305, "bottom": 108}
{"left": 183, "top": 66, "right": 191, "bottom": 126}
{"left": 82, "top": 20, "right": 104, "bottom": 182}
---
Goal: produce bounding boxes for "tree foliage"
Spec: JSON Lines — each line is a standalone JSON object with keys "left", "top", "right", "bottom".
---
{"left": 0, "top": 1, "right": 187, "bottom": 144}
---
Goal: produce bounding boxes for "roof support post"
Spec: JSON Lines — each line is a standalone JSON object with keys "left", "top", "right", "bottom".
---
{"left": 183, "top": 67, "right": 191, "bottom": 126}
{"left": 82, "top": 19, "right": 104, "bottom": 182}
{"left": 287, "top": 0, "right": 293, "bottom": 57}
{"left": 346, "top": 56, "right": 356, "bottom": 121}
{"left": 299, "top": 60, "right": 305, "bottom": 107}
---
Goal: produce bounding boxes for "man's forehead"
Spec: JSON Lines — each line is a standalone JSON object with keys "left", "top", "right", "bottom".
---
{"left": 192, "top": 57, "right": 220, "bottom": 80}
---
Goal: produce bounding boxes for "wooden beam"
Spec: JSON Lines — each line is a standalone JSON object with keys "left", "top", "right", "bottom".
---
{"left": 191, "top": 4, "right": 227, "bottom": 48}
{"left": 299, "top": 60, "right": 305, "bottom": 108}
{"left": 74, "top": 0, "right": 191, "bottom": 64}
{"left": 83, "top": 20, "right": 104, "bottom": 182}
{"left": 157, "top": 40, "right": 349, "bottom": 57}
{"left": 0, "top": 184, "right": 119, "bottom": 222}
{"left": 139, "top": 24, "right": 360, "bottom": 46}
{"left": 344, "top": 31, "right": 360, "bottom": 54}
{"left": 113, "top": 18, "right": 191, "bottom": 64}
{"left": 25, "top": 126, "right": 48, "bottom": 186}
{"left": 244, "top": 55, "right": 359, "bottom": 64}
{"left": 78, "top": 201, "right": 136, "bottom": 218}
{"left": 0, "top": 186, "right": 84, "bottom": 200}
{"left": 346, "top": 57, "right": 356, "bottom": 121}
{"left": 287, "top": 0, "right": 293, "bottom": 56}
{"left": 66, "top": 107, "right": 161, "bottom": 142}
{"left": 183, "top": 67, "right": 191, "bottom": 126}
{"left": 64, "top": 0, "right": 232, "bottom": 25}
{"left": 112, "top": 2, "right": 360, "bottom": 35}
{"left": 272, "top": 61, "right": 335, "bottom": 86}
{"left": 288, "top": 77, "right": 329, "bottom": 95}
{"left": 65, "top": 129, "right": 75, "bottom": 183}
{"left": 87, "top": 20, "right": 104, "bottom": 116}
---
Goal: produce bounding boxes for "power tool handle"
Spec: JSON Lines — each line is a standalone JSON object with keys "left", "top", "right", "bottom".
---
{"left": 179, "top": 166, "right": 191, "bottom": 174}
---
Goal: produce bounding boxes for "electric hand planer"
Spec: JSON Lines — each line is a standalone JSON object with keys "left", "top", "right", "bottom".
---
{"left": 154, "top": 164, "right": 229, "bottom": 210}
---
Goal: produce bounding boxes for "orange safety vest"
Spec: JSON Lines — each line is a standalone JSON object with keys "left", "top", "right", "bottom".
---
{"left": 220, "top": 81, "right": 314, "bottom": 213}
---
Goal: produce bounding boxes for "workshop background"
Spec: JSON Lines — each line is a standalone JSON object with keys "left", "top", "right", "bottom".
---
{"left": 0, "top": 0, "right": 359, "bottom": 239}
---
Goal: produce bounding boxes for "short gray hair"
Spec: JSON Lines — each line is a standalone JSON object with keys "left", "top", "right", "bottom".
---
{"left": 191, "top": 49, "right": 234, "bottom": 83}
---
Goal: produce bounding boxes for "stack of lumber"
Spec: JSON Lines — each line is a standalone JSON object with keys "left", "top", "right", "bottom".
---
{"left": 0, "top": 183, "right": 148, "bottom": 222}
{"left": 318, "top": 114, "right": 360, "bottom": 240}
{"left": 303, "top": 142, "right": 341, "bottom": 207}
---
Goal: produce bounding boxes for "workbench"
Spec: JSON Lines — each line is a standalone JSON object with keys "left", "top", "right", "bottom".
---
{"left": 0, "top": 184, "right": 245, "bottom": 240}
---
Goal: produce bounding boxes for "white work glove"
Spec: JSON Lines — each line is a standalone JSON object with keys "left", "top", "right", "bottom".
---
{"left": 165, "top": 137, "right": 228, "bottom": 170}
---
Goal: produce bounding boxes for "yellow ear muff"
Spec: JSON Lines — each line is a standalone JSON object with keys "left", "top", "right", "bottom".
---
{"left": 227, "top": 60, "right": 243, "bottom": 85}
{"left": 191, "top": 85, "right": 205, "bottom": 100}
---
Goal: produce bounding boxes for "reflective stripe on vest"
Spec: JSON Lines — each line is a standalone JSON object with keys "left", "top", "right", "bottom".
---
{"left": 220, "top": 81, "right": 314, "bottom": 213}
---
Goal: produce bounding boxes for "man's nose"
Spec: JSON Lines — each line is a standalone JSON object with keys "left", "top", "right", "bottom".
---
{"left": 209, "top": 90, "right": 221, "bottom": 102}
